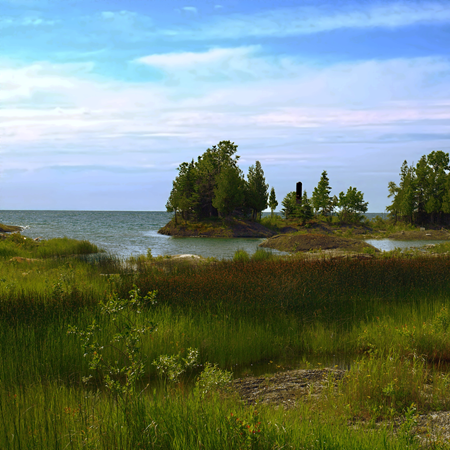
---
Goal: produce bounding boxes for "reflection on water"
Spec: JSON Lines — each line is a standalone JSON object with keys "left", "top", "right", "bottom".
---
{"left": 365, "top": 239, "right": 448, "bottom": 252}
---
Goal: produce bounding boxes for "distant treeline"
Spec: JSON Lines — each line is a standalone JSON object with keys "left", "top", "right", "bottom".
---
{"left": 166, "top": 142, "right": 450, "bottom": 227}
{"left": 387, "top": 150, "right": 450, "bottom": 225}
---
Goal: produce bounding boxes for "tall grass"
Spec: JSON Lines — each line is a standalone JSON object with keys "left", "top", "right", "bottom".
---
{"left": 0, "top": 382, "right": 418, "bottom": 450}
{"left": 0, "top": 234, "right": 102, "bottom": 259}
{"left": 3, "top": 240, "right": 450, "bottom": 447}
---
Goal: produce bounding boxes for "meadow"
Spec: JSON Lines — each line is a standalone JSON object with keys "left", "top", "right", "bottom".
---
{"left": 2, "top": 232, "right": 450, "bottom": 448}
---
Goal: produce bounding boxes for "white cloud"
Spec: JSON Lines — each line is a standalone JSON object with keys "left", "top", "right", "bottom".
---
{"left": 181, "top": 6, "right": 197, "bottom": 14}
{"left": 1, "top": 54, "right": 449, "bottom": 161}
{"left": 163, "top": 1, "right": 450, "bottom": 39}
{"left": 135, "top": 46, "right": 258, "bottom": 69}
{"left": 101, "top": 10, "right": 138, "bottom": 20}
{"left": 0, "top": 16, "right": 57, "bottom": 27}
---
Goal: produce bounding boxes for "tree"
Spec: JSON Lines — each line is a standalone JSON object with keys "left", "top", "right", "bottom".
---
{"left": 311, "top": 171, "right": 333, "bottom": 216}
{"left": 195, "top": 141, "right": 240, "bottom": 218}
{"left": 246, "top": 161, "right": 269, "bottom": 220}
{"left": 212, "top": 165, "right": 245, "bottom": 217}
{"left": 166, "top": 160, "right": 198, "bottom": 223}
{"left": 268, "top": 187, "right": 278, "bottom": 218}
{"left": 298, "top": 191, "right": 314, "bottom": 224}
{"left": 337, "top": 186, "right": 368, "bottom": 223}
{"left": 387, "top": 151, "right": 450, "bottom": 225}
{"left": 281, "top": 191, "right": 298, "bottom": 219}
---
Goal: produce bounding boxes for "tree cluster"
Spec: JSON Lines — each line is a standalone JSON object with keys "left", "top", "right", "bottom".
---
{"left": 281, "top": 170, "right": 368, "bottom": 223}
{"left": 387, "top": 150, "right": 450, "bottom": 225}
{"left": 166, "top": 141, "right": 270, "bottom": 222}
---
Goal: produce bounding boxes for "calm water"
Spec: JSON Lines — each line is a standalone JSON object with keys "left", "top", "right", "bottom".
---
{"left": 1, "top": 210, "right": 439, "bottom": 258}
{"left": 365, "top": 239, "right": 448, "bottom": 252}
{"left": 0, "top": 210, "right": 286, "bottom": 259}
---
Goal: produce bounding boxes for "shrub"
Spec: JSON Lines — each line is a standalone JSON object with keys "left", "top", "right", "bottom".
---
{"left": 233, "top": 249, "right": 250, "bottom": 263}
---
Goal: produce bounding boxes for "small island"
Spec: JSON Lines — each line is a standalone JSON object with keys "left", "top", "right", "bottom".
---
{"left": 160, "top": 143, "right": 450, "bottom": 256}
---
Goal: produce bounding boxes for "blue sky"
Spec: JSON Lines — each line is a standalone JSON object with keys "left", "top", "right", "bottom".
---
{"left": 0, "top": 0, "right": 449, "bottom": 211}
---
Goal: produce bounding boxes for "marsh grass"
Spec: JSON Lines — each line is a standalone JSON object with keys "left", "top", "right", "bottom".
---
{"left": 3, "top": 238, "right": 450, "bottom": 447}
{"left": 0, "top": 381, "right": 419, "bottom": 450}
{"left": 0, "top": 234, "right": 102, "bottom": 259}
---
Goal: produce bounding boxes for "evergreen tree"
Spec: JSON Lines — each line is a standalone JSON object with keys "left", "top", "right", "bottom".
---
{"left": 196, "top": 141, "right": 240, "bottom": 218}
{"left": 311, "top": 171, "right": 333, "bottom": 216}
{"left": 166, "top": 160, "right": 198, "bottom": 223}
{"left": 337, "top": 187, "right": 368, "bottom": 223}
{"left": 281, "top": 191, "right": 298, "bottom": 219}
{"left": 268, "top": 187, "right": 278, "bottom": 218}
{"left": 246, "top": 161, "right": 269, "bottom": 220}
{"left": 298, "top": 191, "right": 313, "bottom": 224}
{"left": 212, "top": 165, "right": 245, "bottom": 217}
{"left": 387, "top": 150, "right": 450, "bottom": 225}
{"left": 165, "top": 141, "right": 273, "bottom": 223}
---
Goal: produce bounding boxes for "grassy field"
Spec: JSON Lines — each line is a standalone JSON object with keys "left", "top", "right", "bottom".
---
{"left": 2, "top": 232, "right": 450, "bottom": 448}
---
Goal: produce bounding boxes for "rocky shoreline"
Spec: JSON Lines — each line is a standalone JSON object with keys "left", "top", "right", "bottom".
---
{"left": 158, "top": 218, "right": 275, "bottom": 238}
{"left": 0, "top": 223, "right": 22, "bottom": 233}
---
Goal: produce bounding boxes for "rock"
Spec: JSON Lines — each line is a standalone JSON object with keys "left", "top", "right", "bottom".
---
{"left": 233, "top": 368, "right": 346, "bottom": 408}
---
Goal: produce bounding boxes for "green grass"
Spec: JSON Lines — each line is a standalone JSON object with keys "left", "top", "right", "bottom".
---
{"left": 3, "top": 238, "right": 450, "bottom": 447}
{"left": 0, "top": 381, "right": 420, "bottom": 450}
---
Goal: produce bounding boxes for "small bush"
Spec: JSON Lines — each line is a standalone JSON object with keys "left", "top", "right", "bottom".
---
{"left": 233, "top": 249, "right": 250, "bottom": 262}
{"left": 251, "top": 248, "right": 274, "bottom": 262}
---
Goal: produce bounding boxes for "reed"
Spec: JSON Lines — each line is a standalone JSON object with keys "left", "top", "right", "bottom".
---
{"left": 3, "top": 238, "right": 450, "bottom": 447}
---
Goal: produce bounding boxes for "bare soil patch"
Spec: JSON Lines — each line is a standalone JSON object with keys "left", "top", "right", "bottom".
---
{"left": 233, "top": 368, "right": 345, "bottom": 408}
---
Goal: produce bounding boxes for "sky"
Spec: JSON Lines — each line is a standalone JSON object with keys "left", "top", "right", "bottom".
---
{"left": 0, "top": 0, "right": 449, "bottom": 212}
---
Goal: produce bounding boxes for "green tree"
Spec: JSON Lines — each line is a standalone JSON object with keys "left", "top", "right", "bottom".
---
{"left": 166, "top": 160, "right": 198, "bottom": 223}
{"left": 298, "top": 191, "right": 314, "bottom": 225}
{"left": 281, "top": 191, "right": 298, "bottom": 219}
{"left": 246, "top": 161, "right": 269, "bottom": 220}
{"left": 388, "top": 151, "right": 450, "bottom": 225}
{"left": 212, "top": 165, "right": 245, "bottom": 217}
{"left": 337, "top": 186, "right": 369, "bottom": 223}
{"left": 195, "top": 141, "right": 240, "bottom": 218}
{"left": 268, "top": 187, "right": 278, "bottom": 218}
{"left": 312, "top": 171, "right": 333, "bottom": 217}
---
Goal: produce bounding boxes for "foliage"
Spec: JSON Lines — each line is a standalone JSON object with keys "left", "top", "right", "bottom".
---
{"left": 246, "top": 161, "right": 269, "bottom": 220}
{"left": 298, "top": 190, "right": 314, "bottom": 224}
{"left": 281, "top": 190, "right": 313, "bottom": 223}
{"left": 212, "top": 165, "right": 246, "bottom": 217}
{"left": 312, "top": 170, "right": 334, "bottom": 216}
{"left": 226, "top": 410, "right": 262, "bottom": 449}
{"left": 194, "top": 362, "right": 232, "bottom": 399}
{"left": 166, "top": 141, "right": 270, "bottom": 221}
{"left": 281, "top": 191, "right": 298, "bottom": 219}
{"left": 336, "top": 186, "right": 369, "bottom": 223}
{"left": 68, "top": 277, "right": 157, "bottom": 399}
{"left": 250, "top": 248, "right": 275, "bottom": 262}
{"left": 233, "top": 249, "right": 250, "bottom": 262}
{"left": 387, "top": 150, "right": 450, "bottom": 225}
{"left": 153, "top": 348, "right": 199, "bottom": 384}
{"left": 268, "top": 187, "right": 278, "bottom": 218}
